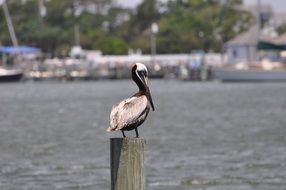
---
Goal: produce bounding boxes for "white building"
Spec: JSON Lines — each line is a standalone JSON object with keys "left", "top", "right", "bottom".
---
{"left": 224, "top": 26, "right": 260, "bottom": 64}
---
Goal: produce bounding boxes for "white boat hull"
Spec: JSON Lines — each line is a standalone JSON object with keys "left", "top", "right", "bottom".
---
{"left": 214, "top": 68, "right": 286, "bottom": 82}
{"left": 0, "top": 68, "right": 23, "bottom": 82}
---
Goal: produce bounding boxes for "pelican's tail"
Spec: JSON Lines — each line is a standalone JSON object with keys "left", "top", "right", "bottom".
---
{"left": 107, "top": 126, "right": 116, "bottom": 132}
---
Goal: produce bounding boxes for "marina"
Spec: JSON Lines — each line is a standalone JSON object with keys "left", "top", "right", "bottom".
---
{"left": 1, "top": 0, "right": 286, "bottom": 83}
{"left": 21, "top": 50, "right": 221, "bottom": 81}
{"left": 1, "top": 1, "right": 286, "bottom": 189}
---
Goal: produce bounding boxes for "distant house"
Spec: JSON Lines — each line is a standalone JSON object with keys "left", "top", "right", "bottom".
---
{"left": 224, "top": 26, "right": 259, "bottom": 64}
{"left": 224, "top": 25, "right": 278, "bottom": 64}
{"left": 223, "top": 2, "right": 286, "bottom": 64}
{"left": 224, "top": 3, "right": 277, "bottom": 64}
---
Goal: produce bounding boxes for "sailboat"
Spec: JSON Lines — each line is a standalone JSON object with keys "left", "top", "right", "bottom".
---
{"left": 0, "top": 0, "right": 23, "bottom": 82}
{"left": 0, "top": 67, "right": 23, "bottom": 82}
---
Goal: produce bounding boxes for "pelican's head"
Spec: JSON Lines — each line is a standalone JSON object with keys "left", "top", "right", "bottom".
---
{"left": 133, "top": 63, "right": 148, "bottom": 83}
{"left": 132, "top": 63, "right": 155, "bottom": 111}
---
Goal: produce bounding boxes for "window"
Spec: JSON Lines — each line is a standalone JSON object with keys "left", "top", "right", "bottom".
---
{"left": 232, "top": 49, "right": 237, "bottom": 57}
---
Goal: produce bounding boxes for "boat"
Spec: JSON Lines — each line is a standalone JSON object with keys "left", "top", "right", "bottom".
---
{"left": 0, "top": 2, "right": 37, "bottom": 82}
{"left": 214, "top": 61, "right": 286, "bottom": 82}
{"left": 0, "top": 45, "right": 39, "bottom": 82}
{"left": 0, "top": 67, "right": 23, "bottom": 82}
{"left": 214, "top": 67, "right": 286, "bottom": 82}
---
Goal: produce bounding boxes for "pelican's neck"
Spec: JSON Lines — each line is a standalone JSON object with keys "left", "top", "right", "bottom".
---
{"left": 132, "top": 66, "right": 146, "bottom": 92}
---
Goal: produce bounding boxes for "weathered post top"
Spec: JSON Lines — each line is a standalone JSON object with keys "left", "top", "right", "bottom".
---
{"left": 110, "top": 138, "right": 145, "bottom": 190}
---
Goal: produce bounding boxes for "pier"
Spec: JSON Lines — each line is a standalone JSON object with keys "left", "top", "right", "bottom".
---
{"left": 110, "top": 138, "right": 145, "bottom": 190}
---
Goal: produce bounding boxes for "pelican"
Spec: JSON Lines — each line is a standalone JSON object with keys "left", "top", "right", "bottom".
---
{"left": 107, "top": 63, "right": 155, "bottom": 138}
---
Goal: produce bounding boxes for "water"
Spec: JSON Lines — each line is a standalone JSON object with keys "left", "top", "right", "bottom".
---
{"left": 0, "top": 80, "right": 286, "bottom": 190}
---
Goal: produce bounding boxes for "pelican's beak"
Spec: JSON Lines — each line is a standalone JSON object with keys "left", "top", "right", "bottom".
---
{"left": 147, "top": 88, "right": 155, "bottom": 111}
{"left": 143, "top": 77, "right": 155, "bottom": 111}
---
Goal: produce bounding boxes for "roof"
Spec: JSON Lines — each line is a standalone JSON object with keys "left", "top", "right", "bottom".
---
{"left": 226, "top": 27, "right": 258, "bottom": 46}
{"left": 235, "top": 4, "right": 272, "bottom": 16}
{"left": 225, "top": 26, "right": 274, "bottom": 47}
{"left": 0, "top": 46, "right": 39, "bottom": 54}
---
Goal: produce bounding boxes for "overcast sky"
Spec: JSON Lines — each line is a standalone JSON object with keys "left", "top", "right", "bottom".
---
{"left": 117, "top": 0, "right": 286, "bottom": 13}
{"left": 244, "top": 0, "right": 286, "bottom": 13}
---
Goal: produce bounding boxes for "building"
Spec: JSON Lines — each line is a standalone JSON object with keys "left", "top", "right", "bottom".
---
{"left": 224, "top": 3, "right": 285, "bottom": 64}
{"left": 225, "top": 26, "right": 269, "bottom": 64}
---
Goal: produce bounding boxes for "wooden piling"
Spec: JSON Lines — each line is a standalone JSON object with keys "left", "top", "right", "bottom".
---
{"left": 110, "top": 138, "right": 145, "bottom": 190}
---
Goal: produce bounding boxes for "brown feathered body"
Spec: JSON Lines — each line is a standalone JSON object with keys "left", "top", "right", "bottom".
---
{"left": 107, "top": 92, "right": 150, "bottom": 132}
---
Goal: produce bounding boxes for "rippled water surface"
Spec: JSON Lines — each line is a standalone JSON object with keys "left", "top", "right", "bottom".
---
{"left": 0, "top": 80, "right": 286, "bottom": 190}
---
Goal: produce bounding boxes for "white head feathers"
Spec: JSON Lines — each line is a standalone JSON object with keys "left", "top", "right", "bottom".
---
{"left": 135, "top": 63, "right": 148, "bottom": 74}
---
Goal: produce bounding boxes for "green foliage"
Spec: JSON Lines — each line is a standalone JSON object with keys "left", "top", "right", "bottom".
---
{"left": 96, "top": 36, "right": 128, "bottom": 54}
{"left": 135, "top": 0, "right": 160, "bottom": 31}
{"left": 0, "top": 0, "right": 253, "bottom": 55}
{"left": 277, "top": 24, "right": 286, "bottom": 35}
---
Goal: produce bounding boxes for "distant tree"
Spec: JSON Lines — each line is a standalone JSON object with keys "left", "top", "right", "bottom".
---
{"left": 277, "top": 24, "right": 286, "bottom": 35}
{"left": 135, "top": 0, "right": 160, "bottom": 31}
{"left": 0, "top": 0, "right": 253, "bottom": 55}
{"left": 155, "top": 0, "right": 252, "bottom": 53}
{"left": 96, "top": 36, "right": 128, "bottom": 54}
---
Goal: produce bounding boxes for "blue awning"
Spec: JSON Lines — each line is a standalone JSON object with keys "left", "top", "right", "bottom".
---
{"left": 0, "top": 46, "right": 40, "bottom": 54}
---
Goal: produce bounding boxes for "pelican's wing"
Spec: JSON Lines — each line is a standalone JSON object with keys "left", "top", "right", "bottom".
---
{"left": 107, "top": 96, "right": 148, "bottom": 131}
{"left": 119, "top": 96, "right": 148, "bottom": 128}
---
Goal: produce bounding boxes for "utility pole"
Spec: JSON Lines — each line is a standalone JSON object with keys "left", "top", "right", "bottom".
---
{"left": 151, "top": 22, "right": 158, "bottom": 64}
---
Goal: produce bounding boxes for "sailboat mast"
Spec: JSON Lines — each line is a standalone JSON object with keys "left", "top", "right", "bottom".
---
{"left": 2, "top": 1, "right": 18, "bottom": 47}
{"left": 256, "top": 0, "right": 261, "bottom": 62}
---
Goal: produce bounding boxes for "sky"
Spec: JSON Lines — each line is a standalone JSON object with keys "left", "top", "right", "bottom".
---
{"left": 117, "top": 0, "right": 286, "bottom": 13}
{"left": 244, "top": 0, "right": 286, "bottom": 13}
